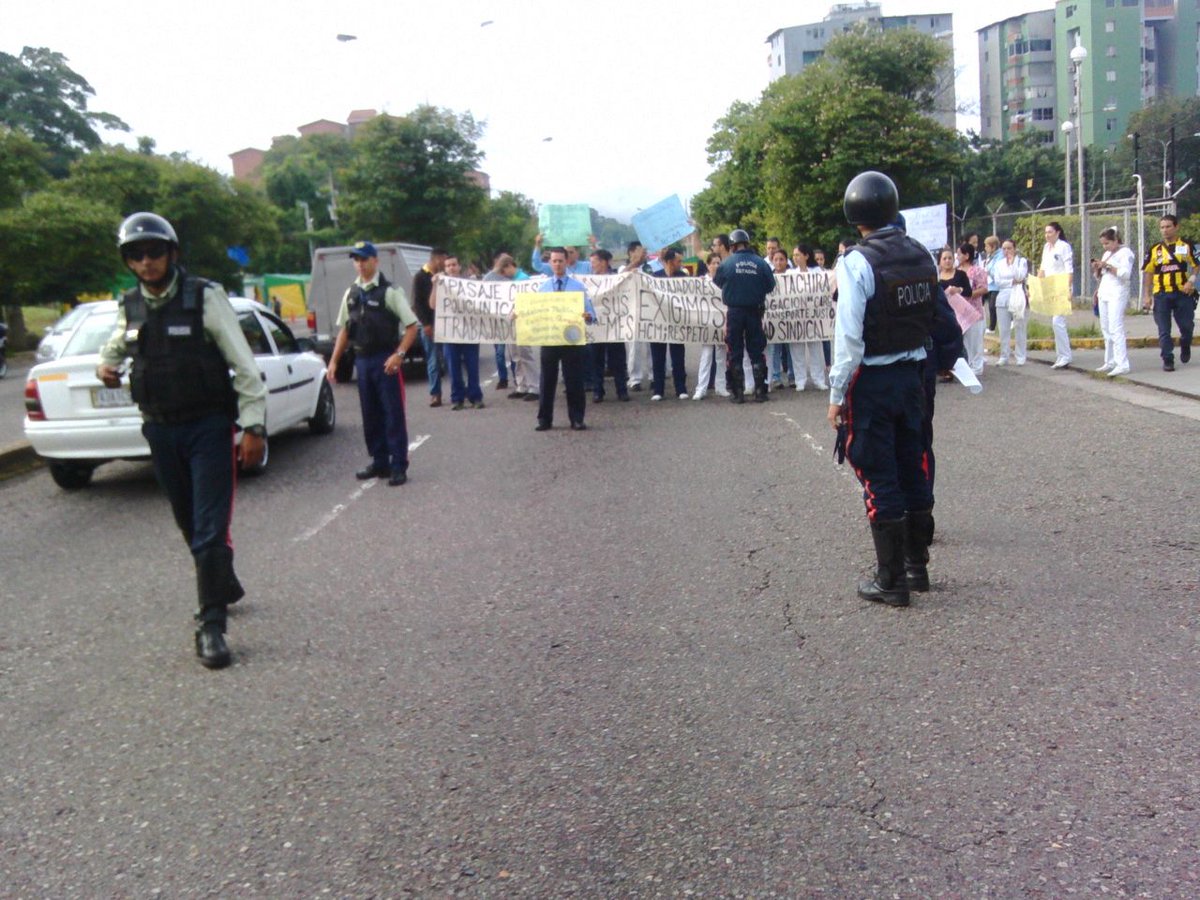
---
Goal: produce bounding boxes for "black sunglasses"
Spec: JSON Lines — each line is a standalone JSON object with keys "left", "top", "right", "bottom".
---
{"left": 122, "top": 241, "right": 170, "bottom": 262}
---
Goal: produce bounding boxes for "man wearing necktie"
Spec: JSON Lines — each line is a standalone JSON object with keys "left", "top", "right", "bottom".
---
{"left": 536, "top": 248, "right": 596, "bottom": 431}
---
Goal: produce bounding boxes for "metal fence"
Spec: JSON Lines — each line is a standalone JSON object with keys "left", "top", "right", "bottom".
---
{"left": 960, "top": 194, "right": 1176, "bottom": 304}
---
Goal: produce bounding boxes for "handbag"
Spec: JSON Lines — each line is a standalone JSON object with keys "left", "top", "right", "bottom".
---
{"left": 1009, "top": 283, "right": 1027, "bottom": 321}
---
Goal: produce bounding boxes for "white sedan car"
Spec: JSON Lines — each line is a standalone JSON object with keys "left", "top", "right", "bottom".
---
{"left": 24, "top": 298, "right": 336, "bottom": 489}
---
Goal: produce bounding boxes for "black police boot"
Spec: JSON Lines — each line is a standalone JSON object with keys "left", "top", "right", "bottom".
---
{"left": 195, "top": 622, "right": 231, "bottom": 669}
{"left": 904, "top": 509, "right": 934, "bottom": 592}
{"left": 751, "top": 362, "right": 770, "bottom": 402}
{"left": 728, "top": 368, "right": 745, "bottom": 404}
{"left": 857, "top": 519, "right": 910, "bottom": 607}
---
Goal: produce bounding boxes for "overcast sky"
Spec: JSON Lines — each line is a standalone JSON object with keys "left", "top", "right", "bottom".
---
{"left": 3, "top": 0, "right": 1048, "bottom": 221}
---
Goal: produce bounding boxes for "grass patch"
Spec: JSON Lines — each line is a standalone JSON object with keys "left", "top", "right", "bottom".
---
{"left": 1025, "top": 320, "right": 1101, "bottom": 339}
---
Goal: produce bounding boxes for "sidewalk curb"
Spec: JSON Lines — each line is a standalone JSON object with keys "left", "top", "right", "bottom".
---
{"left": 1025, "top": 357, "right": 1200, "bottom": 402}
{"left": 985, "top": 336, "right": 1161, "bottom": 352}
{"left": 0, "top": 440, "right": 40, "bottom": 479}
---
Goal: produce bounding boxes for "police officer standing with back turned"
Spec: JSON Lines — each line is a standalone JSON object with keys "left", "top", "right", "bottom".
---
{"left": 827, "top": 172, "right": 936, "bottom": 608}
{"left": 712, "top": 228, "right": 775, "bottom": 403}
{"left": 97, "top": 213, "right": 267, "bottom": 668}
{"left": 327, "top": 240, "right": 420, "bottom": 485}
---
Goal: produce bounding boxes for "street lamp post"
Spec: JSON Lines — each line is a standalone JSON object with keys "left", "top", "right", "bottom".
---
{"left": 1070, "top": 42, "right": 1088, "bottom": 298}
{"left": 1061, "top": 120, "right": 1074, "bottom": 213}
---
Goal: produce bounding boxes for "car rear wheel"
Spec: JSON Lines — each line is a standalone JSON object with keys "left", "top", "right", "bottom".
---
{"left": 308, "top": 380, "right": 336, "bottom": 434}
{"left": 49, "top": 461, "right": 96, "bottom": 490}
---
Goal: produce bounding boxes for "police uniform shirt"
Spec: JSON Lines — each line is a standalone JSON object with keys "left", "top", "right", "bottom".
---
{"left": 99, "top": 271, "right": 267, "bottom": 429}
{"left": 335, "top": 276, "right": 420, "bottom": 331}
{"left": 1143, "top": 240, "right": 1198, "bottom": 295}
{"left": 828, "top": 234, "right": 927, "bottom": 407}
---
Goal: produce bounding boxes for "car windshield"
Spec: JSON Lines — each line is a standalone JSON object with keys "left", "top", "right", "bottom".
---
{"left": 51, "top": 304, "right": 95, "bottom": 335}
{"left": 62, "top": 310, "right": 119, "bottom": 357}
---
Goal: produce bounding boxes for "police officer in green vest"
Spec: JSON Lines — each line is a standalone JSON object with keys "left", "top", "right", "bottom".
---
{"left": 98, "top": 212, "right": 267, "bottom": 668}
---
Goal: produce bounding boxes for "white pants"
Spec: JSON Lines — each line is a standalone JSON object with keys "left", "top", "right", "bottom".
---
{"left": 1098, "top": 297, "right": 1128, "bottom": 369}
{"left": 997, "top": 307, "right": 1027, "bottom": 364}
{"left": 1052, "top": 314, "right": 1072, "bottom": 362}
{"left": 512, "top": 343, "right": 540, "bottom": 393}
{"left": 694, "top": 345, "right": 728, "bottom": 396}
{"left": 786, "top": 341, "right": 828, "bottom": 389}
{"left": 626, "top": 340, "right": 649, "bottom": 384}
{"left": 964, "top": 320, "right": 985, "bottom": 374}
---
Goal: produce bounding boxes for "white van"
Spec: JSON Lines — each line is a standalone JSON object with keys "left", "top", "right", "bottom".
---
{"left": 307, "top": 242, "right": 430, "bottom": 382}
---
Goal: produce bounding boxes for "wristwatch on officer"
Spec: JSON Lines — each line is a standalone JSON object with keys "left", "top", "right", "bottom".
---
{"left": 243, "top": 424, "right": 266, "bottom": 438}
{"left": 395, "top": 350, "right": 406, "bottom": 360}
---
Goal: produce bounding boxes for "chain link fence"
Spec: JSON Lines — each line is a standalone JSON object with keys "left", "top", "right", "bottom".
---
{"left": 958, "top": 197, "right": 1176, "bottom": 308}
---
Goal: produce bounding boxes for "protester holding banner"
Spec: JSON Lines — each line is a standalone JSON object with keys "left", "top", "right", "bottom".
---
{"left": 649, "top": 249, "right": 690, "bottom": 401}
{"left": 621, "top": 241, "right": 652, "bottom": 391}
{"left": 713, "top": 229, "right": 775, "bottom": 403}
{"left": 694, "top": 252, "right": 731, "bottom": 400}
{"left": 768, "top": 249, "right": 795, "bottom": 390}
{"left": 786, "top": 244, "right": 830, "bottom": 392}
{"left": 588, "top": 249, "right": 630, "bottom": 402}
{"left": 534, "top": 248, "right": 596, "bottom": 431}
{"left": 1092, "top": 227, "right": 1134, "bottom": 376}
{"left": 1037, "top": 222, "right": 1074, "bottom": 369}
{"left": 411, "top": 247, "right": 448, "bottom": 406}
{"left": 993, "top": 239, "right": 1029, "bottom": 366}
{"left": 439, "top": 255, "right": 484, "bottom": 410}
{"left": 482, "top": 253, "right": 517, "bottom": 390}
{"left": 958, "top": 242, "right": 988, "bottom": 376}
{"left": 531, "top": 232, "right": 593, "bottom": 276}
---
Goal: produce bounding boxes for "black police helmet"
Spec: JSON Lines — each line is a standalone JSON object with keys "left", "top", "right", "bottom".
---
{"left": 730, "top": 228, "right": 751, "bottom": 246}
{"left": 118, "top": 212, "right": 179, "bottom": 249}
{"left": 843, "top": 171, "right": 900, "bottom": 229}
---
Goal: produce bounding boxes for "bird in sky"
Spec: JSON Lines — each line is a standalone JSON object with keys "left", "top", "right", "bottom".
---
{"left": 481, "top": 20, "right": 494, "bottom": 27}
{"left": 542, "top": 137, "right": 553, "bottom": 142}
{"left": 336, "top": 34, "right": 358, "bottom": 42}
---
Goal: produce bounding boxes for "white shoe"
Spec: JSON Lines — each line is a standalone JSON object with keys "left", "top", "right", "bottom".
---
{"left": 678, "top": 392, "right": 688, "bottom": 400}
{"left": 1107, "top": 364, "right": 1130, "bottom": 377}
{"left": 715, "top": 389, "right": 731, "bottom": 397}
{"left": 1016, "top": 358, "right": 1026, "bottom": 366}
{"left": 1051, "top": 358, "right": 1070, "bottom": 369}
{"left": 692, "top": 390, "right": 707, "bottom": 401}
{"left": 985, "top": 328, "right": 995, "bottom": 334}
{"left": 651, "top": 394, "right": 662, "bottom": 401}
{"left": 794, "top": 383, "right": 805, "bottom": 392}
{"left": 996, "top": 357, "right": 1008, "bottom": 366}
{"left": 1095, "top": 362, "right": 1115, "bottom": 372}
{"left": 813, "top": 380, "right": 829, "bottom": 390}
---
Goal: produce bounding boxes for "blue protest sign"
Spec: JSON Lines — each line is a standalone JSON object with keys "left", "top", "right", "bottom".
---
{"left": 631, "top": 195, "right": 694, "bottom": 251}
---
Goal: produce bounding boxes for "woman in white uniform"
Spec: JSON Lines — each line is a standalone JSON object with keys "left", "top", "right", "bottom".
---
{"left": 1038, "top": 221, "right": 1074, "bottom": 368}
{"left": 694, "top": 252, "right": 731, "bottom": 400}
{"left": 993, "top": 239, "right": 1029, "bottom": 365}
{"left": 786, "top": 243, "right": 829, "bottom": 391}
{"left": 1091, "top": 226, "right": 1134, "bottom": 376}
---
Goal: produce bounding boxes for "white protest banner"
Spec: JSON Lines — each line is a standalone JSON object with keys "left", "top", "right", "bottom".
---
{"left": 434, "top": 272, "right": 834, "bottom": 346}
{"left": 900, "top": 203, "right": 948, "bottom": 255}
{"left": 631, "top": 195, "right": 695, "bottom": 252}
{"left": 763, "top": 269, "right": 836, "bottom": 343}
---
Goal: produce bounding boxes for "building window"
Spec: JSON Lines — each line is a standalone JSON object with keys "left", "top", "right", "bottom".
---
{"left": 1107, "top": 117, "right": 1118, "bottom": 131}
{"left": 1105, "top": 0, "right": 1115, "bottom": 6}
{"left": 1030, "top": 39, "right": 1052, "bottom": 51}
{"left": 1122, "top": 0, "right": 1137, "bottom": 6}
{"left": 1033, "top": 107, "right": 1055, "bottom": 120}
{"left": 1107, "top": 45, "right": 1117, "bottom": 56}
{"left": 1107, "top": 69, "right": 1117, "bottom": 81}
{"left": 1105, "top": 97, "right": 1118, "bottom": 109}
{"left": 1106, "top": 20, "right": 1115, "bottom": 32}
{"left": 1066, "top": 4, "right": 1076, "bottom": 17}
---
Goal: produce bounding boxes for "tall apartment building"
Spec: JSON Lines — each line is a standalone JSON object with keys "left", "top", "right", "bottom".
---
{"left": 979, "top": 1, "right": 1200, "bottom": 152}
{"left": 766, "top": 1, "right": 956, "bottom": 129}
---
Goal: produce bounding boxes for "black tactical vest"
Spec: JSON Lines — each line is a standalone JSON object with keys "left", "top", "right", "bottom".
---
{"left": 122, "top": 272, "right": 238, "bottom": 423}
{"left": 347, "top": 274, "right": 401, "bottom": 355}
{"left": 852, "top": 229, "right": 937, "bottom": 357}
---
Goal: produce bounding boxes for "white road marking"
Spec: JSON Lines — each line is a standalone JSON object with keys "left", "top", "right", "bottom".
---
{"left": 770, "top": 412, "right": 859, "bottom": 494}
{"left": 293, "top": 434, "right": 431, "bottom": 543}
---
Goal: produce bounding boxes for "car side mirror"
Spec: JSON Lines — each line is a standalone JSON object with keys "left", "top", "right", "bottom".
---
{"left": 295, "top": 337, "right": 316, "bottom": 353}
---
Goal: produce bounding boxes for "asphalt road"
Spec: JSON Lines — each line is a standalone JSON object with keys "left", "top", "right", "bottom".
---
{"left": 2, "top": 356, "right": 1198, "bottom": 897}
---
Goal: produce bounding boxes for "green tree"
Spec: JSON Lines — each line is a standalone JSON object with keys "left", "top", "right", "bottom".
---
{"left": 0, "top": 47, "right": 128, "bottom": 176}
{"left": 0, "top": 127, "right": 50, "bottom": 209}
{"left": 692, "top": 28, "right": 962, "bottom": 250}
{"left": 340, "top": 106, "right": 486, "bottom": 247}
{"left": 957, "top": 132, "right": 1067, "bottom": 230}
{"left": 590, "top": 209, "right": 637, "bottom": 252}
{"left": 0, "top": 192, "right": 121, "bottom": 345}
{"left": 1118, "top": 96, "right": 1200, "bottom": 207}
{"left": 456, "top": 190, "right": 538, "bottom": 271}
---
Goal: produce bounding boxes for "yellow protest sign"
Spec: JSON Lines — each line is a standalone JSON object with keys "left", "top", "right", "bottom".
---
{"left": 514, "top": 291, "right": 587, "bottom": 346}
{"left": 1027, "top": 273, "right": 1072, "bottom": 316}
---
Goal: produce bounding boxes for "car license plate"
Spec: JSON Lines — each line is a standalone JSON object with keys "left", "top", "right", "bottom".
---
{"left": 91, "top": 386, "right": 132, "bottom": 408}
